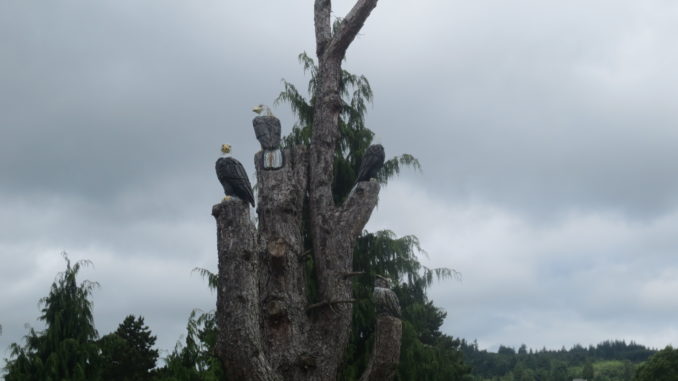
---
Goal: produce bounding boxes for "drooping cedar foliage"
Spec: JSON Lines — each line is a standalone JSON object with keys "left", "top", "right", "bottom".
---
{"left": 276, "top": 54, "right": 470, "bottom": 381}
{"left": 5, "top": 253, "right": 100, "bottom": 381}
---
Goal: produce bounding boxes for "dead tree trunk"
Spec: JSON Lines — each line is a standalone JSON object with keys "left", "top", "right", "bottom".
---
{"left": 213, "top": 1, "right": 401, "bottom": 380}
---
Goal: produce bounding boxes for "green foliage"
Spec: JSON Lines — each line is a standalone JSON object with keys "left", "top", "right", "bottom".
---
{"left": 549, "top": 360, "right": 569, "bottom": 381}
{"left": 152, "top": 268, "right": 224, "bottom": 380}
{"left": 582, "top": 360, "right": 594, "bottom": 379}
{"left": 155, "top": 310, "right": 225, "bottom": 381}
{"left": 461, "top": 340, "right": 651, "bottom": 381}
{"left": 4, "top": 252, "right": 100, "bottom": 381}
{"left": 278, "top": 52, "right": 466, "bottom": 380}
{"left": 342, "top": 230, "right": 463, "bottom": 380}
{"left": 276, "top": 52, "right": 421, "bottom": 204}
{"left": 99, "top": 315, "right": 158, "bottom": 381}
{"left": 192, "top": 267, "right": 218, "bottom": 292}
{"left": 590, "top": 360, "right": 634, "bottom": 381}
{"left": 634, "top": 346, "right": 678, "bottom": 381}
{"left": 397, "top": 322, "right": 472, "bottom": 381}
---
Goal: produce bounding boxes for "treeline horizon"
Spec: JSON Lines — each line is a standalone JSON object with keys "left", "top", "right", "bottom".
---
{"left": 463, "top": 339, "right": 658, "bottom": 356}
{"left": 2, "top": 255, "right": 673, "bottom": 381}
{"left": 460, "top": 338, "right": 660, "bottom": 381}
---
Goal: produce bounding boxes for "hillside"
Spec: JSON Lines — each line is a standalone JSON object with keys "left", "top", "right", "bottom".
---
{"left": 460, "top": 339, "right": 656, "bottom": 381}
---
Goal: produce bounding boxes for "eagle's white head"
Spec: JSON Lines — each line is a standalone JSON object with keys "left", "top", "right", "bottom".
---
{"left": 252, "top": 104, "right": 273, "bottom": 117}
{"left": 220, "top": 144, "right": 232, "bottom": 154}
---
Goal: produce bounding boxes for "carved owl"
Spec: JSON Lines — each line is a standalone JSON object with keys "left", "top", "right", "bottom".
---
{"left": 373, "top": 276, "right": 401, "bottom": 318}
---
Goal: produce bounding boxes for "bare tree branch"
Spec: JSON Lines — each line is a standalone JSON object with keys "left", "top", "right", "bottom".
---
{"left": 338, "top": 181, "right": 380, "bottom": 238}
{"left": 328, "top": 0, "right": 380, "bottom": 60}
{"left": 314, "top": 0, "right": 332, "bottom": 56}
{"left": 342, "top": 271, "right": 365, "bottom": 278}
{"left": 214, "top": 2, "right": 392, "bottom": 379}
{"left": 306, "top": 299, "right": 357, "bottom": 313}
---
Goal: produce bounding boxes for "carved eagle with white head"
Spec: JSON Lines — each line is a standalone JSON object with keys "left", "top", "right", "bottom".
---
{"left": 252, "top": 104, "right": 274, "bottom": 117}
{"left": 215, "top": 144, "right": 255, "bottom": 207}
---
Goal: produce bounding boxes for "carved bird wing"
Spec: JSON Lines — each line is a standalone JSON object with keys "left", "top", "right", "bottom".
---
{"left": 356, "top": 144, "right": 385, "bottom": 182}
{"left": 373, "top": 286, "right": 401, "bottom": 318}
{"left": 216, "top": 157, "right": 255, "bottom": 207}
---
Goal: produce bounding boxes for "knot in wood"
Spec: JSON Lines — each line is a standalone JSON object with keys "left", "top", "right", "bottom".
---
{"left": 265, "top": 298, "right": 287, "bottom": 323}
{"left": 268, "top": 238, "right": 288, "bottom": 275}
{"left": 296, "top": 353, "right": 317, "bottom": 371}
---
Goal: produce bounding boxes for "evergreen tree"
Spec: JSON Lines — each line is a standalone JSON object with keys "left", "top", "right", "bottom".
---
{"left": 99, "top": 315, "right": 158, "bottom": 380}
{"left": 277, "top": 53, "right": 469, "bottom": 381}
{"left": 582, "top": 360, "right": 594, "bottom": 380}
{"left": 550, "top": 360, "right": 569, "bottom": 381}
{"left": 460, "top": 340, "right": 656, "bottom": 380}
{"left": 4, "top": 253, "right": 100, "bottom": 381}
{"left": 623, "top": 360, "right": 635, "bottom": 381}
{"left": 156, "top": 309, "right": 225, "bottom": 381}
{"left": 178, "top": 52, "right": 467, "bottom": 381}
{"left": 634, "top": 346, "right": 678, "bottom": 381}
{"left": 154, "top": 268, "right": 223, "bottom": 380}
{"left": 277, "top": 52, "right": 421, "bottom": 202}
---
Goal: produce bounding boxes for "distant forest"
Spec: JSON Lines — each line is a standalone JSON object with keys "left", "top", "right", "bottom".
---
{"left": 460, "top": 339, "right": 657, "bottom": 381}
{"left": 3, "top": 253, "right": 674, "bottom": 381}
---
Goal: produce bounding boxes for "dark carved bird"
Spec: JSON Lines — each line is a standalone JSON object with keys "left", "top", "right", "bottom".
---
{"left": 215, "top": 144, "right": 255, "bottom": 207}
{"left": 373, "top": 276, "right": 401, "bottom": 318}
{"left": 356, "top": 144, "right": 385, "bottom": 183}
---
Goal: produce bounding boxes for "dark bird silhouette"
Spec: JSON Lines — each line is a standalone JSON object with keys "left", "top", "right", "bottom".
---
{"left": 215, "top": 144, "right": 255, "bottom": 207}
{"left": 373, "top": 276, "right": 401, "bottom": 318}
{"left": 356, "top": 144, "right": 385, "bottom": 182}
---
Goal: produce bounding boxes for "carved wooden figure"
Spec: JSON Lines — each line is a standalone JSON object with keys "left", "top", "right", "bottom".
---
{"left": 253, "top": 115, "right": 284, "bottom": 170}
{"left": 356, "top": 144, "right": 385, "bottom": 183}
{"left": 215, "top": 144, "right": 255, "bottom": 207}
{"left": 212, "top": 1, "right": 400, "bottom": 380}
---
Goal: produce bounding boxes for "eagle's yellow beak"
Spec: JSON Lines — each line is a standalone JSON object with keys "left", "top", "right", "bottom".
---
{"left": 252, "top": 105, "right": 264, "bottom": 114}
{"left": 221, "top": 144, "right": 232, "bottom": 154}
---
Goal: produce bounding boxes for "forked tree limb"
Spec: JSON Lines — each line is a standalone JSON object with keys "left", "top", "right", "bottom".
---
{"left": 328, "top": 0, "right": 380, "bottom": 60}
{"left": 338, "top": 181, "right": 380, "bottom": 238}
{"left": 307, "top": 1, "right": 386, "bottom": 378}
{"left": 215, "top": 1, "right": 396, "bottom": 380}
{"left": 314, "top": 0, "right": 332, "bottom": 56}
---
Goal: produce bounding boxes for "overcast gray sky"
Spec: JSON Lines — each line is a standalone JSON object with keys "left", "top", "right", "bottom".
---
{"left": 3, "top": 0, "right": 678, "bottom": 362}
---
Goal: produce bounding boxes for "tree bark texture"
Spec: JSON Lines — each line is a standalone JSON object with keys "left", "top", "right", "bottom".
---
{"left": 212, "top": 1, "right": 402, "bottom": 380}
{"left": 359, "top": 317, "right": 402, "bottom": 381}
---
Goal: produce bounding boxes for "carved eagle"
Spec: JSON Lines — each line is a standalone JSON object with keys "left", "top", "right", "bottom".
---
{"left": 373, "top": 276, "right": 401, "bottom": 318}
{"left": 215, "top": 144, "right": 255, "bottom": 207}
{"left": 252, "top": 104, "right": 274, "bottom": 117}
{"left": 356, "top": 144, "right": 385, "bottom": 183}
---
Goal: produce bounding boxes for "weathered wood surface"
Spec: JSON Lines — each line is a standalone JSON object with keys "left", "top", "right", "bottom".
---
{"left": 213, "top": 150, "right": 384, "bottom": 380}
{"left": 212, "top": 1, "right": 403, "bottom": 380}
{"left": 359, "top": 316, "right": 403, "bottom": 381}
{"left": 212, "top": 201, "right": 278, "bottom": 381}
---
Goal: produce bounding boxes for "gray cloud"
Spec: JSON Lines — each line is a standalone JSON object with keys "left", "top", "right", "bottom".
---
{"left": 355, "top": 0, "right": 678, "bottom": 219}
{"left": 369, "top": 181, "right": 678, "bottom": 350}
{"left": 2, "top": 0, "right": 678, "bottom": 361}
